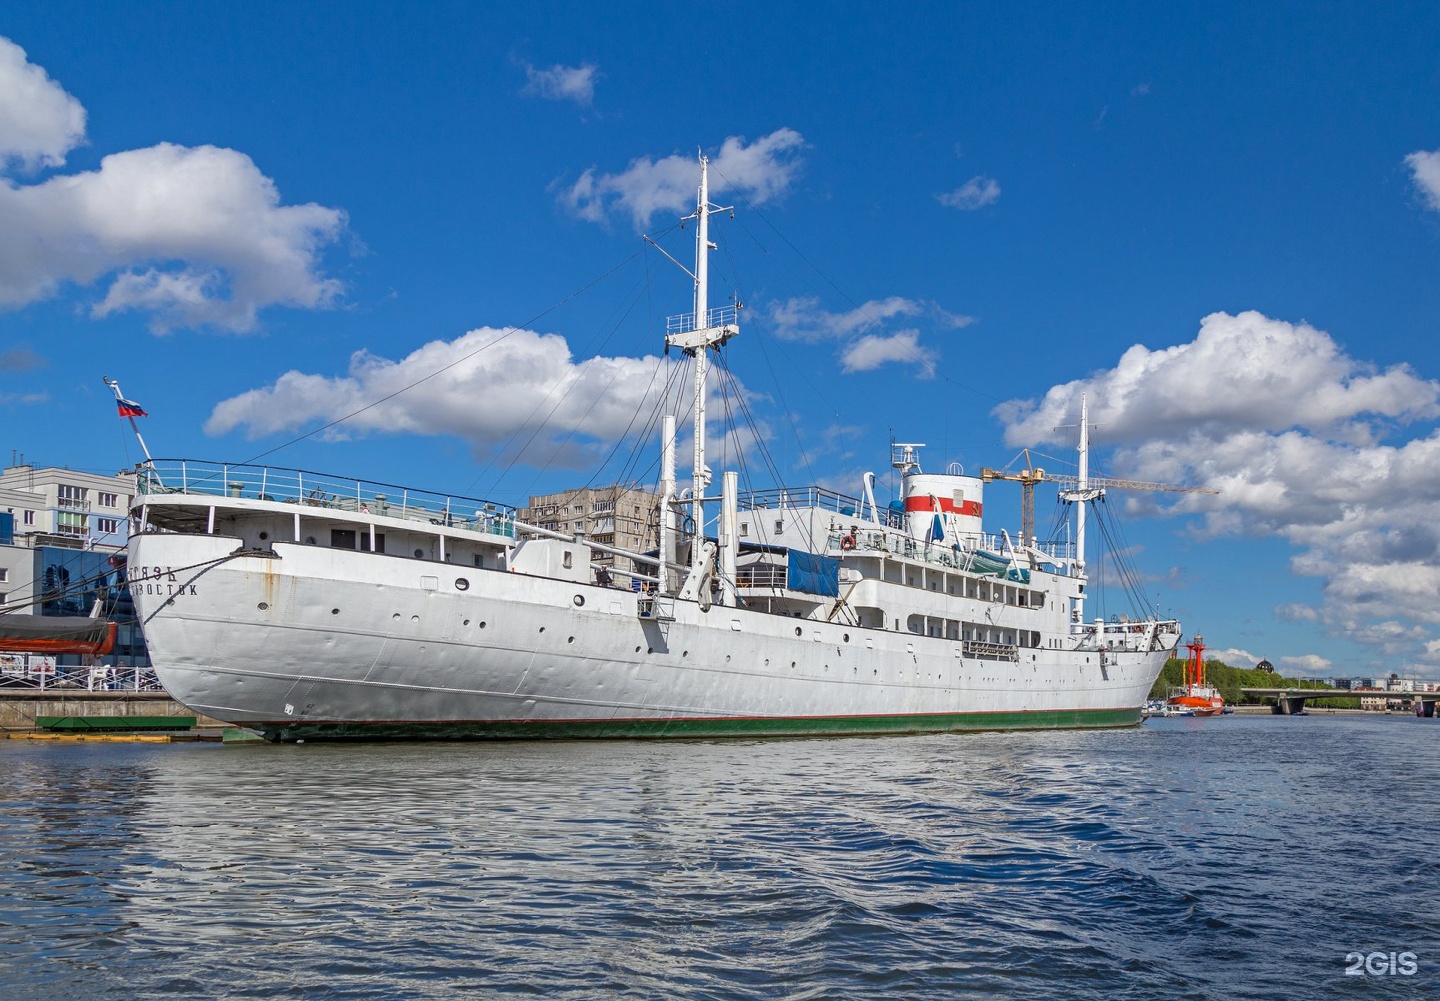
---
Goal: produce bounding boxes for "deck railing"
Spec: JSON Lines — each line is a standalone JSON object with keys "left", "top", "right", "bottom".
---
{"left": 826, "top": 527, "right": 1072, "bottom": 575}
{"left": 137, "top": 460, "right": 518, "bottom": 536}
{"left": 738, "top": 486, "right": 905, "bottom": 528}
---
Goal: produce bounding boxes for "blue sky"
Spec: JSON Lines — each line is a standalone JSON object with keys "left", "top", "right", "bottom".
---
{"left": 3, "top": 2, "right": 1440, "bottom": 678}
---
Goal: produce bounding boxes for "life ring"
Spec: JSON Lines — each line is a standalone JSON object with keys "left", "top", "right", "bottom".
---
{"left": 840, "top": 534, "right": 857, "bottom": 552}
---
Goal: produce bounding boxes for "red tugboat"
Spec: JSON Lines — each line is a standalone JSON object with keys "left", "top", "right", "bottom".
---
{"left": 1166, "top": 634, "right": 1224, "bottom": 716}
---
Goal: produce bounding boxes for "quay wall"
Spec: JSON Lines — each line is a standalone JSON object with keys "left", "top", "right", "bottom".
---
{"left": 0, "top": 691, "right": 226, "bottom": 730}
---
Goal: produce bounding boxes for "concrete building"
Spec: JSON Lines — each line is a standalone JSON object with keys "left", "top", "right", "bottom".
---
{"left": 518, "top": 484, "right": 660, "bottom": 582}
{"left": 0, "top": 462, "right": 138, "bottom": 552}
{"left": 0, "top": 462, "right": 149, "bottom": 684}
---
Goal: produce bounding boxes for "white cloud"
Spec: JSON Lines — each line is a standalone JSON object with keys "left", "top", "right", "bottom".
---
{"left": 997, "top": 311, "right": 1439, "bottom": 446}
{"left": 522, "top": 62, "right": 598, "bottom": 106}
{"left": 1276, "top": 653, "right": 1333, "bottom": 674}
{"left": 0, "top": 37, "right": 346, "bottom": 332}
{"left": 767, "top": 295, "right": 968, "bottom": 376}
{"left": 0, "top": 37, "right": 85, "bottom": 171}
{"left": 768, "top": 295, "right": 926, "bottom": 342}
{"left": 995, "top": 308, "right": 1440, "bottom": 669}
{"left": 840, "top": 330, "right": 936, "bottom": 376}
{"left": 206, "top": 326, "right": 685, "bottom": 468}
{"left": 1209, "top": 646, "right": 1262, "bottom": 669}
{"left": 1406, "top": 149, "right": 1440, "bottom": 213}
{"left": 937, "top": 175, "right": 1000, "bottom": 210}
{"left": 561, "top": 130, "right": 805, "bottom": 229}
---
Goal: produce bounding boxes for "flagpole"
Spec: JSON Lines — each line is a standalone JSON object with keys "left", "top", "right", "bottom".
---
{"left": 102, "top": 376, "right": 153, "bottom": 465}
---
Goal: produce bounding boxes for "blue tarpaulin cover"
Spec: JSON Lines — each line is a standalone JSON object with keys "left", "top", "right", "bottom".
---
{"left": 787, "top": 550, "right": 840, "bottom": 597}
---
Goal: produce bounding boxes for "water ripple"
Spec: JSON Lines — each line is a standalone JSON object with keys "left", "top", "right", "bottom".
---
{"left": 1, "top": 716, "right": 1437, "bottom": 998}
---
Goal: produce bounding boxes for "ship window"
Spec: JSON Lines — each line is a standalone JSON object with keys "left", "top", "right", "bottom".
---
{"left": 774, "top": 519, "right": 784, "bottom": 534}
{"left": 331, "top": 529, "right": 357, "bottom": 549}
{"left": 563, "top": 550, "right": 573, "bottom": 569}
{"left": 740, "top": 521, "right": 749, "bottom": 537}
{"left": 473, "top": 554, "right": 485, "bottom": 568}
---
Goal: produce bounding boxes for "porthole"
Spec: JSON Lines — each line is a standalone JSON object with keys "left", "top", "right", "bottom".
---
{"left": 331, "top": 608, "right": 340, "bottom": 615}
{"left": 306, "top": 536, "right": 317, "bottom": 545}
{"left": 538, "top": 626, "right": 546, "bottom": 633}
{"left": 647, "top": 647, "right": 654, "bottom": 654}
{"left": 573, "top": 594, "right": 585, "bottom": 607}
{"left": 682, "top": 651, "right": 688, "bottom": 657}
{"left": 257, "top": 601, "right": 269, "bottom": 610}
{"left": 567, "top": 636, "right": 575, "bottom": 643}
{"left": 463, "top": 618, "right": 471, "bottom": 626}
{"left": 843, "top": 633, "right": 850, "bottom": 642}
{"left": 258, "top": 531, "right": 269, "bottom": 541}
{"left": 479, "top": 621, "right": 487, "bottom": 628}
{"left": 414, "top": 549, "right": 424, "bottom": 558}
{"left": 455, "top": 578, "right": 470, "bottom": 591}
{"left": 635, "top": 646, "right": 642, "bottom": 653}
{"left": 392, "top": 613, "right": 401, "bottom": 620}
{"left": 794, "top": 627, "right": 803, "bottom": 637}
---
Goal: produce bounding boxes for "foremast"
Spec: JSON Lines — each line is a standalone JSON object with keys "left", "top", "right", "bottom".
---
{"left": 1058, "top": 393, "right": 1101, "bottom": 630}
{"left": 664, "top": 155, "right": 740, "bottom": 584}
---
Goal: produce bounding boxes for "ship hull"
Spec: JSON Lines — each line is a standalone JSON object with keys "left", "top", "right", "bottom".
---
{"left": 130, "top": 532, "right": 1164, "bottom": 742}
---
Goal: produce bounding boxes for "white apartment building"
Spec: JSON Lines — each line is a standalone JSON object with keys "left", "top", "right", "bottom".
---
{"left": 0, "top": 463, "right": 138, "bottom": 614}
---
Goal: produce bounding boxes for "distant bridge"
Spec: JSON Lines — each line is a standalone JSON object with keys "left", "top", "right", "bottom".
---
{"left": 1241, "top": 688, "right": 1439, "bottom": 716}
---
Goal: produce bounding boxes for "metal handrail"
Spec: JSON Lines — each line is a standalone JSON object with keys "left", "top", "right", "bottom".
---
{"left": 137, "top": 459, "right": 519, "bottom": 536}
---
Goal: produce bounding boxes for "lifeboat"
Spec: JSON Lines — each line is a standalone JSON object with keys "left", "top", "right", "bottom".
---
{"left": 0, "top": 615, "right": 116, "bottom": 656}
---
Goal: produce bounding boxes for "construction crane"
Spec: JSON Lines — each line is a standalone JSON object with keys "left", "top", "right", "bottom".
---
{"left": 979, "top": 449, "right": 1219, "bottom": 546}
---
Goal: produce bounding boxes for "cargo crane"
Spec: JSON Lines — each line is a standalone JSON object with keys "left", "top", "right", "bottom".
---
{"left": 979, "top": 454, "right": 1221, "bottom": 547}
{"left": 978, "top": 395, "right": 1221, "bottom": 629}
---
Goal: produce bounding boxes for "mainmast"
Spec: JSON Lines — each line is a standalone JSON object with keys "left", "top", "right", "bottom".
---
{"left": 664, "top": 155, "right": 739, "bottom": 572}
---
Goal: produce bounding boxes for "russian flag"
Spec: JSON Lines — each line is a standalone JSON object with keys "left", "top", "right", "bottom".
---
{"left": 116, "top": 398, "right": 147, "bottom": 418}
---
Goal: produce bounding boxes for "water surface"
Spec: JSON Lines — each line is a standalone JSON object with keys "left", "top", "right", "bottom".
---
{"left": 1, "top": 714, "right": 1435, "bottom": 998}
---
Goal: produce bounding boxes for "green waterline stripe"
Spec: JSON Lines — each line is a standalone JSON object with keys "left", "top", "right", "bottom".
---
{"left": 247, "top": 707, "right": 1142, "bottom": 742}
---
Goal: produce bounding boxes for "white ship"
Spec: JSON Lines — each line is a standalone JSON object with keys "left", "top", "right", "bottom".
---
{"left": 127, "top": 157, "right": 1181, "bottom": 742}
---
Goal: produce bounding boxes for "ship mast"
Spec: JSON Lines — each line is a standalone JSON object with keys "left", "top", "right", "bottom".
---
{"left": 664, "top": 155, "right": 739, "bottom": 573}
{"left": 1058, "top": 393, "right": 1102, "bottom": 628}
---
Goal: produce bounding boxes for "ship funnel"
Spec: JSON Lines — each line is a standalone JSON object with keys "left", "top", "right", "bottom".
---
{"left": 901, "top": 471, "right": 985, "bottom": 544}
